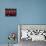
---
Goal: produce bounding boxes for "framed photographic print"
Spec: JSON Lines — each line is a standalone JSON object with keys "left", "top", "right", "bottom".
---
{"left": 18, "top": 24, "right": 46, "bottom": 41}
{"left": 5, "top": 8, "right": 16, "bottom": 16}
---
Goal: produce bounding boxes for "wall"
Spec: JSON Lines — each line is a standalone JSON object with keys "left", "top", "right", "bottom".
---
{"left": 0, "top": 0, "right": 46, "bottom": 44}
